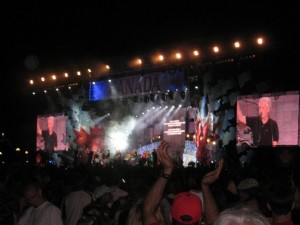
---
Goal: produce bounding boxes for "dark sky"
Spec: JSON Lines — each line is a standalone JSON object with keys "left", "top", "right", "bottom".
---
{"left": 1, "top": 1, "right": 299, "bottom": 147}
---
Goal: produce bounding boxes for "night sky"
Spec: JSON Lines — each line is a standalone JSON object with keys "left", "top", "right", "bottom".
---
{"left": 1, "top": 1, "right": 299, "bottom": 148}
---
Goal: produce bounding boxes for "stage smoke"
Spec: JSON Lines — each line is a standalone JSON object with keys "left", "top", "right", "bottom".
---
{"left": 106, "top": 116, "right": 137, "bottom": 152}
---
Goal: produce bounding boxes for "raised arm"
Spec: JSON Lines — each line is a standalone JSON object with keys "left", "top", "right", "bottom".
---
{"left": 37, "top": 118, "right": 42, "bottom": 136}
{"left": 236, "top": 101, "right": 246, "bottom": 124}
{"left": 143, "top": 140, "right": 174, "bottom": 225}
{"left": 201, "top": 159, "right": 224, "bottom": 225}
{"left": 272, "top": 121, "right": 279, "bottom": 147}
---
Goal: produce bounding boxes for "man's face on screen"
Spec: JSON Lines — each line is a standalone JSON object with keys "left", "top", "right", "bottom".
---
{"left": 258, "top": 101, "right": 270, "bottom": 119}
{"left": 47, "top": 117, "right": 55, "bottom": 131}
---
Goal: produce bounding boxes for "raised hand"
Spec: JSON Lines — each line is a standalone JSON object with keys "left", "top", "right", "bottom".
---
{"left": 201, "top": 159, "right": 224, "bottom": 186}
{"left": 157, "top": 140, "right": 174, "bottom": 173}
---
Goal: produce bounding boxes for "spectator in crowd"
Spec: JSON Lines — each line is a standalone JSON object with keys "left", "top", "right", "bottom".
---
{"left": 61, "top": 176, "right": 95, "bottom": 225}
{"left": 143, "top": 140, "right": 204, "bottom": 225}
{"left": 17, "top": 179, "right": 63, "bottom": 225}
{"left": 127, "top": 198, "right": 165, "bottom": 225}
{"left": 77, "top": 184, "right": 115, "bottom": 225}
{"left": 0, "top": 169, "right": 19, "bottom": 225}
{"left": 213, "top": 207, "right": 270, "bottom": 225}
{"left": 266, "top": 181, "right": 296, "bottom": 225}
{"left": 236, "top": 178, "right": 261, "bottom": 211}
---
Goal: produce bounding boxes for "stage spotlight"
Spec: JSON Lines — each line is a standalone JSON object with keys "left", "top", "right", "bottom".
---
{"left": 180, "top": 91, "right": 185, "bottom": 100}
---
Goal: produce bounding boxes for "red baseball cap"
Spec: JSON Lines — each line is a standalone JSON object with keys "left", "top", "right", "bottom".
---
{"left": 171, "top": 192, "right": 203, "bottom": 224}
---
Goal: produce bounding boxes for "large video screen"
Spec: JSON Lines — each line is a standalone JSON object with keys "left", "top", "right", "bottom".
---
{"left": 36, "top": 115, "right": 67, "bottom": 151}
{"left": 236, "top": 91, "right": 299, "bottom": 148}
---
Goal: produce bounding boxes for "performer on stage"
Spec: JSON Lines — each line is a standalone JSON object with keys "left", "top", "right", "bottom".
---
{"left": 237, "top": 97, "right": 279, "bottom": 147}
{"left": 37, "top": 116, "right": 58, "bottom": 151}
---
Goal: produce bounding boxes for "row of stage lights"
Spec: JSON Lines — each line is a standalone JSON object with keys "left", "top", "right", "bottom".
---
{"left": 32, "top": 83, "right": 188, "bottom": 103}
{"left": 148, "top": 135, "right": 218, "bottom": 144}
{"left": 31, "top": 82, "right": 79, "bottom": 95}
{"left": 148, "top": 133, "right": 218, "bottom": 145}
{"left": 28, "top": 36, "right": 266, "bottom": 86}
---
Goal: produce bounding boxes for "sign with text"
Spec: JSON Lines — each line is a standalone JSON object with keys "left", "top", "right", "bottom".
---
{"left": 89, "top": 70, "right": 185, "bottom": 101}
{"left": 163, "top": 108, "right": 186, "bottom": 158}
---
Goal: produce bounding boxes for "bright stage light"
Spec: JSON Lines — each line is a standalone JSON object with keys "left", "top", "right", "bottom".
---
{"left": 213, "top": 46, "right": 219, "bottom": 53}
{"left": 106, "top": 116, "right": 136, "bottom": 151}
{"left": 110, "top": 132, "right": 129, "bottom": 150}
{"left": 193, "top": 50, "right": 199, "bottom": 56}
{"left": 234, "top": 41, "right": 241, "bottom": 48}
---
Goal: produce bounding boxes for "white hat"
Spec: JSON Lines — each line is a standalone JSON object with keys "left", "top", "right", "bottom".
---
{"left": 94, "top": 184, "right": 115, "bottom": 199}
{"left": 237, "top": 178, "right": 259, "bottom": 190}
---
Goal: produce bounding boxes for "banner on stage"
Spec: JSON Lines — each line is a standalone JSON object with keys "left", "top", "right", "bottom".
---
{"left": 89, "top": 70, "right": 185, "bottom": 101}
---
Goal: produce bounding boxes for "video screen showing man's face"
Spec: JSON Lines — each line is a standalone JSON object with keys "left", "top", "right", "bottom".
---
{"left": 36, "top": 115, "right": 67, "bottom": 151}
{"left": 236, "top": 92, "right": 299, "bottom": 148}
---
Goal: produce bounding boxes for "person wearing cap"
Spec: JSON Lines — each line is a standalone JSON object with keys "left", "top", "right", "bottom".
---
{"left": 93, "top": 184, "right": 115, "bottom": 201}
{"left": 235, "top": 178, "right": 261, "bottom": 212}
{"left": 143, "top": 140, "right": 204, "bottom": 225}
{"left": 236, "top": 178, "right": 259, "bottom": 201}
{"left": 237, "top": 178, "right": 259, "bottom": 191}
{"left": 236, "top": 178, "right": 258, "bottom": 194}
{"left": 76, "top": 184, "right": 114, "bottom": 225}
{"left": 171, "top": 192, "right": 203, "bottom": 225}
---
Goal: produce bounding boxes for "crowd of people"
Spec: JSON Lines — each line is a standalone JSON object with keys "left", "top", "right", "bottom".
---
{"left": 1, "top": 140, "right": 300, "bottom": 225}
